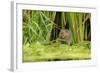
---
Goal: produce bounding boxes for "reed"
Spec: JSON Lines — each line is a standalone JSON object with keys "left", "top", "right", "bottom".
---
{"left": 23, "top": 10, "right": 91, "bottom": 45}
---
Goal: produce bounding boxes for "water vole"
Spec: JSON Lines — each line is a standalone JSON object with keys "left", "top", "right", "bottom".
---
{"left": 58, "top": 29, "right": 72, "bottom": 45}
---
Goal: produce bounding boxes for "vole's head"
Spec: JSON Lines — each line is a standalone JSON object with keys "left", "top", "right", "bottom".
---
{"left": 59, "top": 29, "right": 69, "bottom": 39}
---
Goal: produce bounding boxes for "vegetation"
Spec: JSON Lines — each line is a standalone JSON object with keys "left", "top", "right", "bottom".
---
{"left": 22, "top": 10, "right": 91, "bottom": 62}
{"left": 23, "top": 41, "right": 90, "bottom": 62}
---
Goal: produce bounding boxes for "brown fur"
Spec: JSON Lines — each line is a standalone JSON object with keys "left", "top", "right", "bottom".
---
{"left": 58, "top": 29, "right": 72, "bottom": 45}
